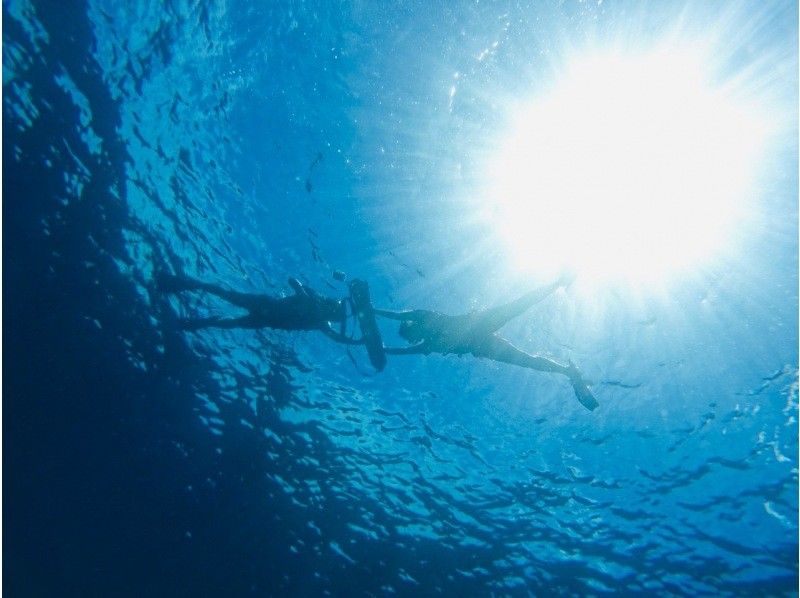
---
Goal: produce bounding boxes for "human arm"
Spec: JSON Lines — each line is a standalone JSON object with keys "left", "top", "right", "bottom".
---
{"left": 556, "top": 268, "right": 576, "bottom": 289}
{"left": 515, "top": 274, "right": 574, "bottom": 308}
{"left": 384, "top": 342, "right": 428, "bottom": 355}
{"left": 320, "top": 324, "right": 363, "bottom": 345}
{"left": 288, "top": 277, "right": 308, "bottom": 296}
{"left": 374, "top": 308, "right": 426, "bottom": 322}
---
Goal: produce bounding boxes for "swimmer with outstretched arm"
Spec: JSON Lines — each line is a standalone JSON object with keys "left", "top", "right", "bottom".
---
{"left": 374, "top": 274, "right": 598, "bottom": 410}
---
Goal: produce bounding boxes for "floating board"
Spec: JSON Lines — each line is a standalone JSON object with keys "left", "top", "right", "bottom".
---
{"left": 348, "top": 279, "right": 386, "bottom": 372}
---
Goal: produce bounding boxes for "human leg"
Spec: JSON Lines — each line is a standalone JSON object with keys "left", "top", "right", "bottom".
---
{"left": 155, "top": 272, "right": 205, "bottom": 293}
{"left": 474, "top": 335, "right": 569, "bottom": 373}
{"left": 157, "top": 273, "right": 273, "bottom": 312}
{"left": 474, "top": 335, "right": 598, "bottom": 410}
{"left": 177, "top": 314, "right": 265, "bottom": 331}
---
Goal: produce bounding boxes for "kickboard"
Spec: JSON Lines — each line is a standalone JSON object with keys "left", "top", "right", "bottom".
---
{"left": 348, "top": 279, "right": 386, "bottom": 372}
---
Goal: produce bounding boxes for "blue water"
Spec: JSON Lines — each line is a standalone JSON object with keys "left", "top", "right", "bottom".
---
{"left": 4, "top": 0, "right": 798, "bottom": 595}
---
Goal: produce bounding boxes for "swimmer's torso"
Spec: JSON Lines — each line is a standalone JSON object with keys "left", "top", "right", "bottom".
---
{"left": 417, "top": 311, "right": 495, "bottom": 355}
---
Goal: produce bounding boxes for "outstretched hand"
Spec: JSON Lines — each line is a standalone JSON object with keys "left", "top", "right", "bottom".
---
{"left": 557, "top": 268, "right": 577, "bottom": 289}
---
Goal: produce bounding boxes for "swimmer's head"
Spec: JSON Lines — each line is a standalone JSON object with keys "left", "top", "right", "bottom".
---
{"left": 399, "top": 320, "right": 424, "bottom": 342}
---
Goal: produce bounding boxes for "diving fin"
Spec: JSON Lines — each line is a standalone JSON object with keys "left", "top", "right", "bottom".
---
{"left": 348, "top": 279, "right": 387, "bottom": 372}
{"left": 567, "top": 360, "right": 598, "bottom": 411}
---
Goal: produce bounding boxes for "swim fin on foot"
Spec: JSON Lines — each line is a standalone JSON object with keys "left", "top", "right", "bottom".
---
{"left": 567, "top": 360, "right": 599, "bottom": 411}
{"left": 572, "top": 379, "right": 599, "bottom": 411}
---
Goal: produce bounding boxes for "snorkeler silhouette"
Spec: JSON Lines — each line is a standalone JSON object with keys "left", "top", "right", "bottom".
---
{"left": 157, "top": 272, "right": 351, "bottom": 336}
{"left": 157, "top": 272, "right": 595, "bottom": 407}
{"left": 156, "top": 273, "right": 387, "bottom": 370}
{"left": 374, "top": 274, "right": 599, "bottom": 410}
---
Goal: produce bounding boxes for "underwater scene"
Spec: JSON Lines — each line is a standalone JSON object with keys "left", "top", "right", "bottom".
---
{"left": 4, "top": 0, "right": 798, "bottom": 595}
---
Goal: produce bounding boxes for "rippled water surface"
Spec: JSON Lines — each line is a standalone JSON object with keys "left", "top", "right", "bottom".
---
{"left": 5, "top": 1, "right": 798, "bottom": 595}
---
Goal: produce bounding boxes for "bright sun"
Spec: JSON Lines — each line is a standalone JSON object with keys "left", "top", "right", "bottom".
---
{"left": 486, "top": 46, "right": 769, "bottom": 285}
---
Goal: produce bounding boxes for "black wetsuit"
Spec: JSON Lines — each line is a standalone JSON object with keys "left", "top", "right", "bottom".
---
{"left": 157, "top": 273, "right": 345, "bottom": 333}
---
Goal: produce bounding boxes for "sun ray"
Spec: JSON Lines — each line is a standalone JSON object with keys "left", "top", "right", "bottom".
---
{"left": 482, "top": 40, "right": 774, "bottom": 287}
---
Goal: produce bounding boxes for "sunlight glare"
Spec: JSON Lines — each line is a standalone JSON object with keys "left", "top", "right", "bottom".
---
{"left": 486, "top": 46, "right": 770, "bottom": 284}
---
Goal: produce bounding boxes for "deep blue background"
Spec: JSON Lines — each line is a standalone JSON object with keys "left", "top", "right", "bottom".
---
{"left": 5, "top": 0, "right": 798, "bottom": 595}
